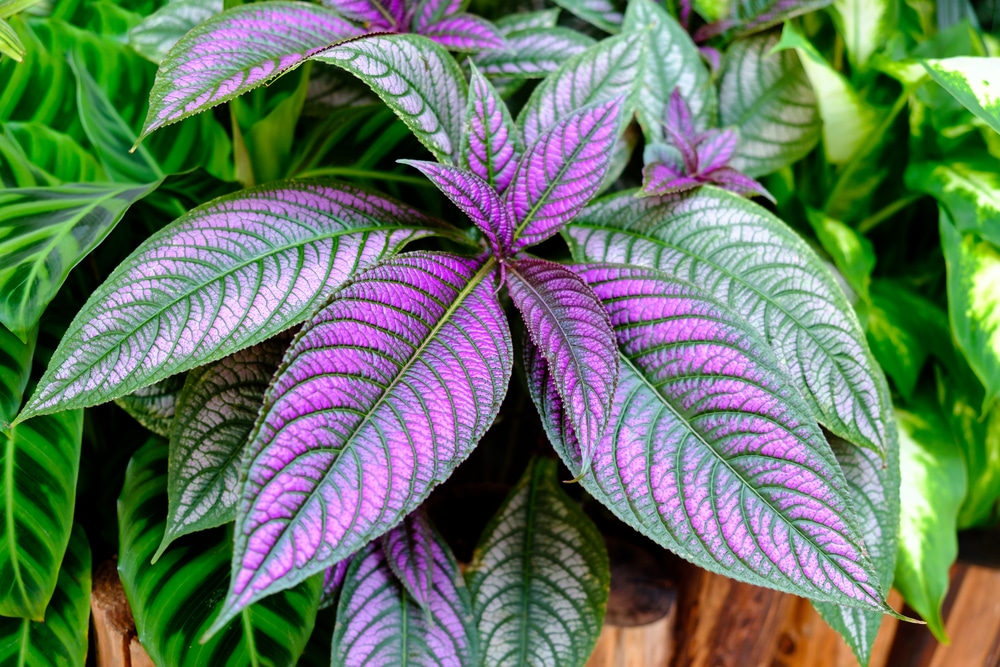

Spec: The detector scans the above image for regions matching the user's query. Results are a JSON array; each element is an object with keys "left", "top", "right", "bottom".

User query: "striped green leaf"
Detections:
[
  {"left": 0, "top": 322, "right": 34, "bottom": 427},
  {"left": 0, "top": 524, "right": 90, "bottom": 666},
  {"left": 0, "top": 17, "right": 24, "bottom": 62},
  {"left": 114, "top": 374, "right": 187, "bottom": 437},
  {"left": 466, "top": 458, "right": 609, "bottom": 667},
  {"left": 0, "top": 122, "right": 105, "bottom": 187},
  {"left": 0, "top": 183, "right": 157, "bottom": 343},
  {"left": 118, "top": 439, "right": 322, "bottom": 667},
  {"left": 0, "top": 409, "right": 83, "bottom": 619},
  {"left": 922, "top": 57, "right": 1000, "bottom": 135}
]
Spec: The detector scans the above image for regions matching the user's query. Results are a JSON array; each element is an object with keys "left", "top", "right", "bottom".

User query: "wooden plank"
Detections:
[
  {"left": 91, "top": 559, "right": 155, "bottom": 667},
  {"left": 927, "top": 565, "right": 1000, "bottom": 667},
  {"left": 587, "top": 612, "right": 674, "bottom": 667}
]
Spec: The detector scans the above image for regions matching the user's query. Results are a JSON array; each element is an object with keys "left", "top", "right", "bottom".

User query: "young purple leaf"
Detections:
[
  {"left": 318, "top": 558, "right": 351, "bottom": 609},
  {"left": 526, "top": 264, "right": 894, "bottom": 613},
  {"left": 421, "top": 14, "right": 505, "bottom": 52},
  {"left": 410, "top": 0, "right": 463, "bottom": 32},
  {"left": 707, "top": 167, "right": 776, "bottom": 203},
  {"left": 16, "top": 182, "right": 448, "bottom": 423},
  {"left": 507, "top": 98, "right": 624, "bottom": 251},
  {"left": 506, "top": 259, "right": 618, "bottom": 476},
  {"left": 699, "top": 46, "right": 722, "bottom": 74},
  {"left": 640, "top": 163, "right": 701, "bottom": 196},
  {"left": 207, "top": 252, "right": 512, "bottom": 636},
  {"left": 696, "top": 128, "right": 739, "bottom": 173},
  {"left": 139, "top": 2, "right": 361, "bottom": 140},
  {"left": 322, "top": 0, "right": 404, "bottom": 29},
  {"left": 331, "top": 533, "right": 477, "bottom": 665},
  {"left": 666, "top": 88, "right": 696, "bottom": 138},
  {"left": 400, "top": 160, "right": 515, "bottom": 258},
  {"left": 462, "top": 64, "right": 520, "bottom": 193},
  {"left": 473, "top": 28, "right": 595, "bottom": 79},
  {"left": 380, "top": 510, "right": 439, "bottom": 608}
]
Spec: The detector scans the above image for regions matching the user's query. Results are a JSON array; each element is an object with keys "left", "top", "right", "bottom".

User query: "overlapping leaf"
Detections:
[
  {"left": 473, "top": 28, "right": 595, "bottom": 78},
  {"left": 17, "top": 181, "right": 447, "bottom": 421},
  {"left": 0, "top": 323, "right": 34, "bottom": 426},
  {"left": 319, "top": 558, "right": 350, "bottom": 610},
  {"left": 907, "top": 157, "right": 1000, "bottom": 247},
  {"left": 0, "top": 183, "right": 156, "bottom": 343},
  {"left": 115, "top": 374, "right": 187, "bottom": 437},
  {"left": 724, "top": 0, "right": 833, "bottom": 37},
  {"left": 0, "top": 122, "right": 104, "bottom": 187},
  {"left": 118, "top": 439, "right": 321, "bottom": 667},
  {"left": 156, "top": 337, "right": 289, "bottom": 560},
  {"left": 210, "top": 252, "right": 512, "bottom": 633},
  {"left": 494, "top": 8, "right": 559, "bottom": 33},
  {"left": 921, "top": 57, "right": 1000, "bottom": 135},
  {"left": 139, "top": 1, "right": 361, "bottom": 139},
  {"left": 466, "top": 458, "right": 609, "bottom": 667},
  {"left": 462, "top": 64, "right": 520, "bottom": 192},
  {"left": 551, "top": 0, "right": 622, "bottom": 33},
  {"left": 566, "top": 188, "right": 892, "bottom": 455},
  {"left": 315, "top": 34, "right": 467, "bottom": 164},
  {"left": 420, "top": 14, "right": 505, "bottom": 52},
  {"left": 527, "top": 264, "right": 892, "bottom": 612},
  {"left": 129, "top": 0, "right": 223, "bottom": 64}
]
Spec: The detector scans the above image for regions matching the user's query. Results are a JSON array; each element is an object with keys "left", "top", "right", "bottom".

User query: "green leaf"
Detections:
[
  {"left": 921, "top": 57, "right": 1000, "bottom": 135},
  {"left": 832, "top": 0, "right": 897, "bottom": 70},
  {"left": 235, "top": 64, "right": 309, "bottom": 185},
  {"left": 940, "top": 209, "right": 1000, "bottom": 404},
  {"left": 895, "top": 398, "right": 965, "bottom": 643},
  {"left": 118, "top": 438, "right": 322, "bottom": 667},
  {"left": 0, "top": 323, "right": 34, "bottom": 426},
  {"left": 0, "top": 122, "right": 105, "bottom": 185},
  {"left": 806, "top": 208, "right": 875, "bottom": 300},
  {"left": 0, "top": 524, "right": 90, "bottom": 666},
  {"left": 0, "top": 183, "right": 158, "bottom": 342},
  {"left": 129, "top": 0, "right": 223, "bottom": 64},
  {"left": 0, "top": 17, "right": 24, "bottom": 61},
  {"left": 114, "top": 374, "right": 187, "bottom": 437},
  {"left": 0, "top": 0, "right": 42, "bottom": 20},
  {"left": 720, "top": 31, "right": 820, "bottom": 177},
  {"left": 466, "top": 458, "right": 609, "bottom": 667},
  {"left": 907, "top": 157, "right": 1000, "bottom": 247},
  {"left": 0, "top": 409, "right": 83, "bottom": 619}
]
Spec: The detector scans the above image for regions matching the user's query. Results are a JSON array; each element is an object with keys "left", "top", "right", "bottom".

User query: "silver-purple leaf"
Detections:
[
  {"left": 551, "top": 0, "right": 623, "bottom": 33},
  {"left": 527, "top": 264, "right": 892, "bottom": 612},
  {"left": 507, "top": 98, "right": 624, "bottom": 251},
  {"left": 566, "top": 188, "right": 891, "bottom": 455},
  {"left": 115, "top": 374, "right": 187, "bottom": 437},
  {"left": 323, "top": 0, "right": 404, "bottom": 29},
  {"left": 139, "top": 2, "right": 361, "bottom": 140},
  {"left": 495, "top": 9, "right": 560, "bottom": 34},
  {"left": 208, "top": 252, "right": 512, "bottom": 634},
  {"left": 517, "top": 31, "right": 644, "bottom": 145},
  {"left": 401, "top": 160, "right": 514, "bottom": 258},
  {"left": 506, "top": 259, "right": 617, "bottom": 475},
  {"left": 473, "top": 28, "right": 595, "bottom": 79},
  {"left": 154, "top": 336, "right": 291, "bottom": 562},
  {"left": 319, "top": 558, "right": 351, "bottom": 610},
  {"left": 17, "top": 181, "right": 448, "bottom": 422},
  {"left": 462, "top": 64, "right": 520, "bottom": 193},
  {"left": 314, "top": 34, "right": 468, "bottom": 164},
  {"left": 381, "top": 510, "right": 439, "bottom": 608},
  {"left": 410, "top": 0, "right": 463, "bottom": 32},
  {"left": 331, "top": 529, "right": 477, "bottom": 666},
  {"left": 421, "top": 14, "right": 505, "bottom": 52}
]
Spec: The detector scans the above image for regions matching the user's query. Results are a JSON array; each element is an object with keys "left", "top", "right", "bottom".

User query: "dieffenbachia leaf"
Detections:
[
  {"left": 466, "top": 458, "right": 609, "bottom": 667},
  {"left": 209, "top": 252, "right": 512, "bottom": 634},
  {"left": 332, "top": 520, "right": 478, "bottom": 666},
  {"left": 462, "top": 64, "right": 520, "bottom": 193},
  {"left": 402, "top": 161, "right": 514, "bottom": 258},
  {"left": 0, "top": 409, "right": 83, "bottom": 619},
  {"left": 115, "top": 374, "right": 188, "bottom": 437},
  {"left": 831, "top": 0, "right": 895, "bottom": 71},
  {"left": 118, "top": 439, "right": 322, "bottom": 667},
  {"left": 420, "top": 14, "right": 505, "bottom": 52},
  {"left": 319, "top": 558, "right": 351, "bottom": 609},
  {"left": 0, "top": 524, "right": 90, "bottom": 667},
  {"left": 566, "top": 188, "right": 892, "bottom": 456},
  {"left": 517, "top": 31, "right": 643, "bottom": 145},
  {"left": 940, "top": 210, "right": 1000, "bottom": 404},
  {"left": 921, "top": 57, "right": 1000, "bottom": 135},
  {"left": 527, "top": 264, "right": 893, "bottom": 612},
  {"left": 155, "top": 337, "right": 289, "bottom": 560},
  {"left": 473, "top": 28, "right": 595, "bottom": 79},
  {"left": 508, "top": 98, "right": 625, "bottom": 251},
  {"left": 907, "top": 157, "right": 1000, "bottom": 247},
  {"left": 719, "top": 31, "right": 820, "bottom": 178},
  {"left": 623, "top": 0, "right": 715, "bottom": 143},
  {"left": 128, "top": 0, "right": 223, "bottom": 64},
  {"left": 806, "top": 208, "right": 875, "bottom": 301},
  {"left": 0, "top": 323, "right": 34, "bottom": 426},
  {"left": 139, "top": 1, "right": 361, "bottom": 140},
  {"left": 314, "top": 34, "right": 468, "bottom": 164},
  {"left": 0, "top": 183, "right": 157, "bottom": 343},
  {"left": 506, "top": 258, "right": 617, "bottom": 474},
  {"left": 551, "top": 0, "right": 622, "bottom": 33},
  {"left": 894, "top": 400, "right": 965, "bottom": 642},
  {"left": 17, "top": 181, "right": 447, "bottom": 422}
]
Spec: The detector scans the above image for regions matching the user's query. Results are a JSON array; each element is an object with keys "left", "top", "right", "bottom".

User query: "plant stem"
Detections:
[{"left": 857, "top": 194, "right": 923, "bottom": 233}]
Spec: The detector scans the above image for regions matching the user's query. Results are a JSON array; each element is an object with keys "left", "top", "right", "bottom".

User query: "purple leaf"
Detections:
[
  {"left": 17, "top": 182, "right": 448, "bottom": 421},
  {"left": 462, "top": 64, "right": 520, "bottom": 193},
  {"left": 664, "top": 124, "right": 699, "bottom": 174},
  {"left": 380, "top": 510, "right": 439, "bottom": 607},
  {"left": 507, "top": 98, "right": 624, "bottom": 251},
  {"left": 666, "top": 89, "right": 696, "bottom": 138},
  {"left": 640, "top": 163, "right": 702, "bottom": 196},
  {"left": 473, "top": 27, "right": 595, "bottom": 79},
  {"left": 421, "top": 14, "right": 506, "bottom": 53},
  {"left": 699, "top": 46, "right": 722, "bottom": 74},
  {"left": 139, "top": 2, "right": 361, "bottom": 139},
  {"left": 526, "top": 264, "right": 894, "bottom": 612},
  {"left": 208, "top": 252, "right": 512, "bottom": 634},
  {"left": 506, "top": 259, "right": 618, "bottom": 474},
  {"left": 319, "top": 558, "right": 351, "bottom": 609},
  {"left": 401, "top": 160, "right": 514, "bottom": 258},
  {"left": 322, "top": 0, "right": 404, "bottom": 28},
  {"left": 696, "top": 128, "right": 739, "bottom": 173},
  {"left": 707, "top": 167, "right": 775, "bottom": 202},
  {"left": 331, "top": 530, "right": 477, "bottom": 666},
  {"left": 410, "top": 0, "right": 464, "bottom": 31}
]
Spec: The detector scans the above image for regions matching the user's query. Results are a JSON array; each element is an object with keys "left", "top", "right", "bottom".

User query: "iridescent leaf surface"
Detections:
[
  {"left": 332, "top": 522, "right": 477, "bottom": 667},
  {"left": 381, "top": 510, "right": 438, "bottom": 606},
  {"left": 128, "top": 0, "right": 223, "bottom": 64},
  {"left": 473, "top": 28, "right": 595, "bottom": 79},
  {"left": 212, "top": 252, "right": 512, "bottom": 632},
  {"left": 508, "top": 98, "right": 624, "bottom": 251},
  {"left": 517, "top": 31, "right": 643, "bottom": 145},
  {"left": 118, "top": 439, "right": 321, "bottom": 667},
  {"left": 410, "top": 0, "right": 462, "bottom": 31},
  {"left": 421, "top": 14, "right": 505, "bottom": 52},
  {"left": 115, "top": 374, "right": 187, "bottom": 438},
  {"left": 527, "top": 264, "right": 891, "bottom": 611},
  {"left": 551, "top": 0, "right": 622, "bottom": 33},
  {"left": 720, "top": 32, "right": 820, "bottom": 178},
  {"left": 0, "top": 183, "right": 156, "bottom": 343},
  {"left": 0, "top": 524, "right": 90, "bottom": 667},
  {"left": 506, "top": 259, "right": 617, "bottom": 474},
  {"left": 315, "top": 34, "right": 468, "bottom": 164},
  {"left": 319, "top": 558, "right": 350, "bottom": 609},
  {"left": 156, "top": 337, "right": 289, "bottom": 560},
  {"left": 466, "top": 458, "right": 609, "bottom": 667},
  {"left": 323, "top": 0, "right": 403, "bottom": 28},
  {"left": 567, "top": 188, "right": 891, "bottom": 455},
  {"left": 140, "top": 1, "right": 361, "bottom": 139},
  {"left": 462, "top": 64, "right": 520, "bottom": 192},
  {"left": 18, "top": 181, "right": 446, "bottom": 421}
]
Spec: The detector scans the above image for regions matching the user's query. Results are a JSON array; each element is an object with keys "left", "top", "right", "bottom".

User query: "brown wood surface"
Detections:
[
  {"left": 587, "top": 612, "right": 675, "bottom": 667},
  {"left": 91, "top": 559, "right": 154, "bottom": 667}
]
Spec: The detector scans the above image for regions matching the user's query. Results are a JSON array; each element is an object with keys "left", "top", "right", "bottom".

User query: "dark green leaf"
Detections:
[
  {"left": 806, "top": 208, "right": 875, "bottom": 300},
  {"left": 0, "top": 323, "right": 34, "bottom": 426},
  {"left": 907, "top": 157, "right": 1000, "bottom": 247},
  {"left": 114, "top": 374, "right": 187, "bottom": 437}
]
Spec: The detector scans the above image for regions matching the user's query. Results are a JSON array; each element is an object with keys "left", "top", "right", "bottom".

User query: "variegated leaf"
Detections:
[
  {"left": 551, "top": 0, "right": 622, "bottom": 33},
  {"left": 473, "top": 28, "right": 595, "bottom": 79},
  {"left": 461, "top": 64, "right": 520, "bottom": 193},
  {"left": 421, "top": 14, "right": 505, "bottom": 53},
  {"left": 410, "top": 0, "right": 462, "bottom": 32},
  {"left": 115, "top": 374, "right": 187, "bottom": 438},
  {"left": 0, "top": 323, "right": 34, "bottom": 427},
  {"left": 494, "top": 8, "right": 560, "bottom": 33},
  {"left": 128, "top": 0, "right": 223, "bottom": 64},
  {"left": 323, "top": 0, "right": 404, "bottom": 29},
  {"left": 319, "top": 558, "right": 351, "bottom": 609}
]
